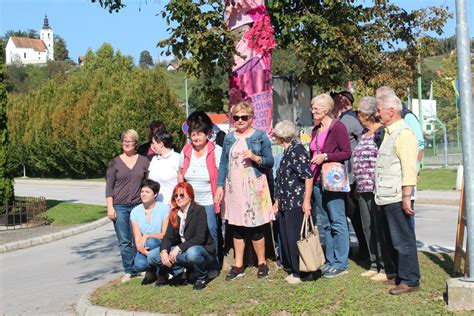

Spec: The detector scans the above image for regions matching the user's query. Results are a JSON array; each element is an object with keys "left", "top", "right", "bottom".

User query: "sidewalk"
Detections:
[{"left": 416, "top": 189, "right": 461, "bottom": 206}]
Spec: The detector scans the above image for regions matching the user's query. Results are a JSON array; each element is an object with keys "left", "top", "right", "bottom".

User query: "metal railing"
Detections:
[{"left": 0, "top": 197, "right": 48, "bottom": 229}]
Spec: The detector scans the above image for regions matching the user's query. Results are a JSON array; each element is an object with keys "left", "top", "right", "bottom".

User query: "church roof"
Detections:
[{"left": 10, "top": 37, "right": 47, "bottom": 52}]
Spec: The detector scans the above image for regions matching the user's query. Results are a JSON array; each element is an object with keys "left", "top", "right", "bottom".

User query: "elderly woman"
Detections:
[
  {"left": 179, "top": 119, "right": 222, "bottom": 274},
  {"left": 159, "top": 182, "right": 215, "bottom": 290},
  {"left": 130, "top": 179, "right": 170, "bottom": 284},
  {"left": 273, "top": 120, "right": 313, "bottom": 284},
  {"left": 353, "top": 97, "right": 396, "bottom": 281},
  {"left": 106, "top": 129, "right": 150, "bottom": 283},
  {"left": 148, "top": 132, "right": 180, "bottom": 205},
  {"left": 309, "top": 94, "right": 352, "bottom": 278},
  {"left": 215, "top": 101, "right": 274, "bottom": 281}
]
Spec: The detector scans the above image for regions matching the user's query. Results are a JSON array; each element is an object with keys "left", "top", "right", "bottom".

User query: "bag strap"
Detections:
[{"left": 300, "top": 216, "right": 308, "bottom": 238}]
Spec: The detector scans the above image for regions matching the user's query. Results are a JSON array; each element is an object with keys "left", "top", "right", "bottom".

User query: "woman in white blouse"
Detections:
[{"left": 148, "top": 132, "right": 180, "bottom": 205}]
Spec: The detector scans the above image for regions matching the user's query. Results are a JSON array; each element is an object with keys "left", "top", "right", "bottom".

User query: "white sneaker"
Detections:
[
  {"left": 120, "top": 273, "right": 132, "bottom": 283},
  {"left": 371, "top": 273, "right": 388, "bottom": 281},
  {"left": 361, "top": 270, "right": 378, "bottom": 277},
  {"left": 285, "top": 274, "right": 302, "bottom": 284}
]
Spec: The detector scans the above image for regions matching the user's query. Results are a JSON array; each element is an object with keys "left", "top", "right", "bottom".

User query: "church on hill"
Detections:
[{"left": 5, "top": 15, "right": 55, "bottom": 65}]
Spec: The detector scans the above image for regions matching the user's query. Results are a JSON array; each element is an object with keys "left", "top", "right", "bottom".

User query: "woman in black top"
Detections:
[
  {"left": 273, "top": 120, "right": 313, "bottom": 284},
  {"left": 105, "top": 129, "right": 149, "bottom": 283},
  {"left": 159, "top": 182, "right": 215, "bottom": 290}
]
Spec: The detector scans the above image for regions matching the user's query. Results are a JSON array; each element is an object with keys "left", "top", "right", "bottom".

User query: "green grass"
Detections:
[
  {"left": 46, "top": 200, "right": 106, "bottom": 225},
  {"left": 91, "top": 252, "right": 467, "bottom": 315},
  {"left": 418, "top": 169, "right": 457, "bottom": 191}
]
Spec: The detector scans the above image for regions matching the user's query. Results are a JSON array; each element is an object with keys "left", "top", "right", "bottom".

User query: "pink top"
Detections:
[{"left": 309, "top": 129, "right": 329, "bottom": 177}]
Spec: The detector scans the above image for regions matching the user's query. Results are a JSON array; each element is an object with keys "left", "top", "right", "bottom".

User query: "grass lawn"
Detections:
[
  {"left": 46, "top": 200, "right": 106, "bottom": 225},
  {"left": 418, "top": 169, "right": 457, "bottom": 191},
  {"left": 91, "top": 252, "right": 466, "bottom": 315}
]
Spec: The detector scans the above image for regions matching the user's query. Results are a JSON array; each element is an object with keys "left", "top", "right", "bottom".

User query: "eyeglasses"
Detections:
[
  {"left": 173, "top": 193, "right": 186, "bottom": 200},
  {"left": 232, "top": 115, "right": 250, "bottom": 122},
  {"left": 122, "top": 140, "right": 135, "bottom": 144}
]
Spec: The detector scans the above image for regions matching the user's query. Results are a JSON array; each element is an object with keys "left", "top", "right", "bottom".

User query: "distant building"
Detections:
[
  {"left": 166, "top": 61, "right": 178, "bottom": 71},
  {"left": 5, "top": 15, "right": 54, "bottom": 65}
]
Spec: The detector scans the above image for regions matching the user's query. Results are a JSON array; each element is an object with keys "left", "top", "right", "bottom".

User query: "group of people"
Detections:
[{"left": 105, "top": 85, "right": 422, "bottom": 295}]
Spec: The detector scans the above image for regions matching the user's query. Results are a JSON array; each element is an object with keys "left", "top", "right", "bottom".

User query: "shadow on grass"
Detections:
[
  {"left": 422, "top": 251, "right": 458, "bottom": 278},
  {"left": 46, "top": 199, "right": 64, "bottom": 209}
]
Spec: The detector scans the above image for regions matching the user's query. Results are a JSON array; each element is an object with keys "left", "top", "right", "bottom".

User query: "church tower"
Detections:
[{"left": 40, "top": 15, "right": 54, "bottom": 61}]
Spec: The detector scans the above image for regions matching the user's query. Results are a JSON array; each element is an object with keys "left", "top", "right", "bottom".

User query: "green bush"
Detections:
[{"left": 7, "top": 43, "right": 185, "bottom": 178}]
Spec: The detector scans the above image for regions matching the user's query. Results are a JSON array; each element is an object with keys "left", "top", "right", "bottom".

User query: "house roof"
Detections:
[
  {"left": 10, "top": 37, "right": 47, "bottom": 52},
  {"left": 208, "top": 113, "right": 228, "bottom": 124}
]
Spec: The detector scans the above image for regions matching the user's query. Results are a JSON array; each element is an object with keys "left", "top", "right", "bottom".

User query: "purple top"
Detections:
[
  {"left": 309, "top": 119, "right": 352, "bottom": 180},
  {"left": 105, "top": 155, "right": 150, "bottom": 205},
  {"left": 352, "top": 133, "right": 378, "bottom": 193}
]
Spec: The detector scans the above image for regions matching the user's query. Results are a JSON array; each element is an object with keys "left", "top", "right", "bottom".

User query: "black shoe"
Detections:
[
  {"left": 208, "top": 269, "right": 220, "bottom": 280},
  {"left": 225, "top": 266, "right": 245, "bottom": 281},
  {"left": 193, "top": 279, "right": 207, "bottom": 290},
  {"left": 141, "top": 267, "right": 158, "bottom": 285},
  {"left": 257, "top": 263, "right": 269, "bottom": 279}
]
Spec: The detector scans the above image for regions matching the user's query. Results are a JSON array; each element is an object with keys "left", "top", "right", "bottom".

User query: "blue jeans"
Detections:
[
  {"left": 153, "top": 246, "right": 213, "bottom": 281},
  {"left": 322, "top": 191, "right": 350, "bottom": 270},
  {"left": 113, "top": 204, "right": 138, "bottom": 274},
  {"left": 312, "top": 182, "right": 329, "bottom": 245},
  {"left": 382, "top": 202, "right": 420, "bottom": 287},
  {"left": 133, "top": 238, "right": 162, "bottom": 272},
  {"left": 203, "top": 204, "right": 220, "bottom": 270}
]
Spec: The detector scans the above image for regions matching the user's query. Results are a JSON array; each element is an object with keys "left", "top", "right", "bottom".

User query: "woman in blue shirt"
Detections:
[{"left": 130, "top": 179, "right": 170, "bottom": 284}]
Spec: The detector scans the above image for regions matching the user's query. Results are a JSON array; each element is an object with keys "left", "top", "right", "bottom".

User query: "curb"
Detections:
[
  {"left": 0, "top": 217, "right": 110, "bottom": 254},
  {"left": 76, "top": 284, "right": 169, "bottom": 316}
]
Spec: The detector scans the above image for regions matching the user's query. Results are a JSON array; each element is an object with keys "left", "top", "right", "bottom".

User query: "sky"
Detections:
[{"left": 1, "top": 0, "right": 473, "bottom": 64}]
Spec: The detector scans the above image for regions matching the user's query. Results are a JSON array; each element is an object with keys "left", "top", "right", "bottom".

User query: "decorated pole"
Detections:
[{"left": 225, "top": 0, "right": 275, "bottom": 133}]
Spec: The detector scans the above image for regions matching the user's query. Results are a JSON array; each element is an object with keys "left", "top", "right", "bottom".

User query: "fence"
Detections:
[{"left": 0, "top": 197, "right": 48, "bottom": 229}]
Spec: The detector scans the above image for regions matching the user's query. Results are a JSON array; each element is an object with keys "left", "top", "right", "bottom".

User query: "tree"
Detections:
[
  {"left": 94, "top": 1, "right": 450, "bottom": 99},
  {"left": 54, "top": 35, "right": 69, "bottom": 61},
  {"left": 2, "top": 29, "right": 39, "bottom": 41},
  {"left": 0, "top": 44, "right": 14, "bottom": 206},
  {"left": 7, "top": 44, "right": 185, "bottom": 178},
  {"left": 139, "top": 50, "right": 154, "bottom": 68}
]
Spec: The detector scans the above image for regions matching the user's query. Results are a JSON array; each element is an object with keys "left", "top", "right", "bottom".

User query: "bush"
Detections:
[{"left": 7, "top": 44, "right": 185, "bottom": 178}]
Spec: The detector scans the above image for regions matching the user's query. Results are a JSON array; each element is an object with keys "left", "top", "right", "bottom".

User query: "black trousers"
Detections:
[{"left": 279, "top": 206, "right": 305, "bottom": 277}]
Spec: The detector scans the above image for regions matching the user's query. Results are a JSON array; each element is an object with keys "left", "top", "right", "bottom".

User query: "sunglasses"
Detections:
[
  {"left": 173, "top": 193, "right": 186, "bottom": 200},
  {"left": 232, "top": 115, "right": 250, "bottom": 122}
]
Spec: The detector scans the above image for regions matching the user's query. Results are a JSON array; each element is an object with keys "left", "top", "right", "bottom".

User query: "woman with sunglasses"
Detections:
[
  {"left": 106, "top": 129, "right": 150, "bottom": 283},
  {"left": 215, "top": 101, "right": 274, "bottom": 281},
  {"left": 159, "top": 182, "right": 215, "bottom": 290}
]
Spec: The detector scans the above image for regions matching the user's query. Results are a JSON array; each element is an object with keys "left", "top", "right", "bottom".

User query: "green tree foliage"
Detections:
[
  {"left": 94, "top": 0, "right": 450, "bottom": 101},
  {"left": 7, "top": 44, "right": 185, "bottom": 178},
  {"left": 54, "top": 35, "right": 69, "bottom": 61},
  {"left": 139, "top": 50, "right": 154, "bottom": 68},
  {"left": 189, "top": 69, "right": 228, "bottom": 113},
  {"left": 0, "top": 44, "right": 15, "bottom": 206},
  {"left": 2, "top": 29, "right": 39, "bottom": 41}
]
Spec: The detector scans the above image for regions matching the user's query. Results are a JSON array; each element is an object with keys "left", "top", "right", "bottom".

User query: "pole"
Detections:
[
  {"left": 455, "top": 94, "right": 461, "bottom": 152},
  {"left": 417, "top": 58, "right": 424, "bottom": 167},
  {"left": 455, "top": 0, "right": 474, "bottom": 281},
  {"left": 185, "top": 77, "right": 189, "bottom": 118}
]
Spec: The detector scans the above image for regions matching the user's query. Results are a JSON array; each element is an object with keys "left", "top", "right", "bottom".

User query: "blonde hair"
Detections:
[
  {"left": 231, "top": 101, "right": 254, "bottom": 116},
  {"left": 311, "top": 93, "right": 334, "bottom": 117},
  {"left": 121, "top": 129, "right": 139, "bottom": 144},
  {"left": 273, "top": 120, "right": 298, "bottom": 143}
]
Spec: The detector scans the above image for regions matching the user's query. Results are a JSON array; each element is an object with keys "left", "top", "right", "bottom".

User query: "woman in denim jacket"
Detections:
[{"left": 214, "top": 102, "right": 274, "bottom": 281}]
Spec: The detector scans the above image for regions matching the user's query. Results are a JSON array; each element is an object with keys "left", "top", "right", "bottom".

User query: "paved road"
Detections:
[{"left": 0, "top": 179, "right": 459, "bottom": 315}]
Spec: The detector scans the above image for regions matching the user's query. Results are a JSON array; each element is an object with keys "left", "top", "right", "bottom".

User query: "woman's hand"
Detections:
[
  {"left": 169, "top": 247, "right": 181, "bottom": 264},
  {"left": 137, "top": 235, "right": 149, "bottom": 255},
  {"left": 107, "top": 206, "right": 116, "bottom": 221},
  {"left": 272, "top": 199, "right": 279, "bottom": 215},
  {"left": 311, "top": 153, "right": 326, "bottom": 166},
  {"left": 214, "top": 187, "right": 224, "bottom": 205},
  {"left": 302, "top": 200, "right": 312, "bottom": 218},
  {"left": 161, "top": 251, "right": 172, "bottom": 267},
  {"left": 241, "top": 150, "right": 259, "bottom": 167}
]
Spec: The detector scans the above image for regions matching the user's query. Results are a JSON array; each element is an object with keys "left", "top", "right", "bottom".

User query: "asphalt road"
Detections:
[{"left": 0, "top": 179, "right": 459, "bottom": 315}]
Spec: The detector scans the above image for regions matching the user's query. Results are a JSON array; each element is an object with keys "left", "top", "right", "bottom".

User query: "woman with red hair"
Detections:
[{"left": 157, "top": 182, "right": 215, "bottom": 290}]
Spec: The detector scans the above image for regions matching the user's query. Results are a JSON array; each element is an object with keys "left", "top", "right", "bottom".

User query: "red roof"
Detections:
[
  {"left": 208, "top": 113, "right": 228, "bottom": 124},
  {"left": 10, "top": 37, "right": 47, "bottom": 52}
]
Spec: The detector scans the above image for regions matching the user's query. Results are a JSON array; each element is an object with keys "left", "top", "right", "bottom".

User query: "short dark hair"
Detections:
[
  {"left": 187, "top": 111, "right": 213, "bottom": 128},
  {"left": 147, "top": 121, "right": 167, "bottom": 142},
  {"left": 141, "top": 179, "right": 160, "bottom": 194},
  {"left": 153, "top": 132, "right": 174, "bottom": 149},
  {"left": 188, "top": 120, "right": 211, "bottom": 137}
]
